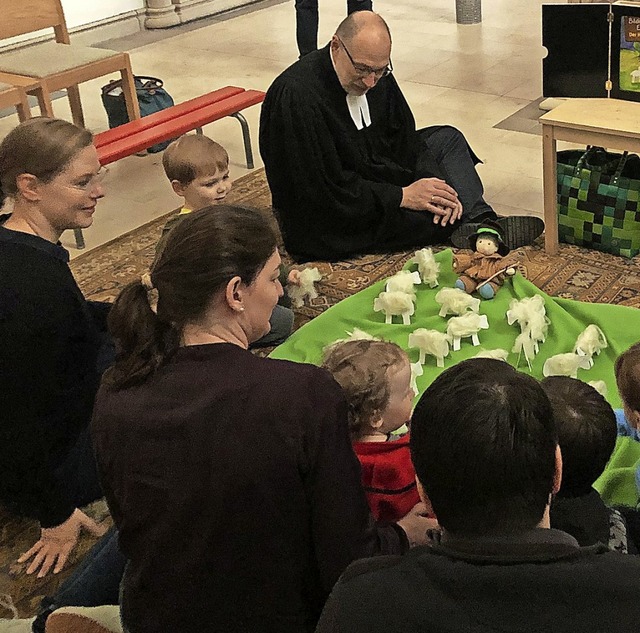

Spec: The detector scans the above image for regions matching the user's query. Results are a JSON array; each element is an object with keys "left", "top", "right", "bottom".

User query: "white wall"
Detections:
[
  {"left": 62, "top": 0, "right": 145, "bottom": 29},
  {"left": 1, "top": 0, "right": 145, "bottom": 49}
]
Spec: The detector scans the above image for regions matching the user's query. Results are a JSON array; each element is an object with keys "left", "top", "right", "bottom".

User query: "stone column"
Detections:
[
  {"left": 145, "top": 0, "right": 255, "bottom": 28},
  {"left": 455, "top": 0, "right": 481, "bottom": 24},
  {"left": 144, "top": 0, "right": 180, "bottom": 28}
]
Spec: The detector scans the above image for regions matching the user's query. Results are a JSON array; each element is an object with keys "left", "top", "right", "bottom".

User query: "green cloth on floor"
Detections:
[{"left": 271, "top": 249, "right": 640, "bottom": 507}]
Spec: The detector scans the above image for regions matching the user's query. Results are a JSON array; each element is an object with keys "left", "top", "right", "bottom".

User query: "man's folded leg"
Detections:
[{"left": 417, "top": 126, "right": 544, "bottom": 251}]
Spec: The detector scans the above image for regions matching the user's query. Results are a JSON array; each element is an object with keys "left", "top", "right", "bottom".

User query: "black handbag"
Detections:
[{"left": 101, "top": 75, "right": 175, "bottom": 153}]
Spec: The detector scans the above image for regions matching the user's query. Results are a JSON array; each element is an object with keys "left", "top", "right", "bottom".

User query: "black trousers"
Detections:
[
  {"left": 375, "top": 125, "right": 495, "bottom": 253},
  {"left": 295, "top": 0, "right": 372, "bottom": 57}
]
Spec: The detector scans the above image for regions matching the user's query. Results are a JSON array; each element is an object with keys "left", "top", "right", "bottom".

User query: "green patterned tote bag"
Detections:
[{"left": 557, "top": 147, "right": 640, "bottom": 258}]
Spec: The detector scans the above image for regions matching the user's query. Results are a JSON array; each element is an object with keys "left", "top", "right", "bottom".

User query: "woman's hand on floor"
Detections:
[{"left": 18, "top": 509, "right": 107, "bottom": 578}]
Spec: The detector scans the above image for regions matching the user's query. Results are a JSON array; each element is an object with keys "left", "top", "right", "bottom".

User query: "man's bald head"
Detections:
[
  {"left": 330, "top": 11, "right": 392, "bottom": 96},
  {"left": 335, "top": 11, "right": 391, "bottom": 48}
]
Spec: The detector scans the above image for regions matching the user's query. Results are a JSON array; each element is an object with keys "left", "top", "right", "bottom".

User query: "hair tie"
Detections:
[{"left": 141, "top": 272, "right": 154, "bottom": 291}]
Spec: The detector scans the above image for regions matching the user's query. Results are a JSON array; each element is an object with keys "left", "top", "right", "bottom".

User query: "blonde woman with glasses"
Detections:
[{"left": 0, "top": 118, "right": 112, "bottom": 579}]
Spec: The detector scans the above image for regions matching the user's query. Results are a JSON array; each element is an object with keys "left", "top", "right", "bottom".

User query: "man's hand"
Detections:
[
  {"left": 396, "top": 502, "right": 439, "bottom": 547},
  {"left": 18, "top": 509, "right": 107, "bottom": 578},
  {"left": 401, "top": 178, "right": 462, "bottom": 225},
  {"left": 432, "top": 198, "right": 463, "bottom": 226}
]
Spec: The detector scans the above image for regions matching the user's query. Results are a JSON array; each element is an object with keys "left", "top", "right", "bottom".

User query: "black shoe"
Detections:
[{"left": 450, "top": 216, "right": 544, "bottom": 251}]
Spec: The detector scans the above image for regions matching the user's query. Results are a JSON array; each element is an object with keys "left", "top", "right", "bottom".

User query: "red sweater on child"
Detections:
[{"left": 353, "top": 434, "right": 420, "bottom": 523}]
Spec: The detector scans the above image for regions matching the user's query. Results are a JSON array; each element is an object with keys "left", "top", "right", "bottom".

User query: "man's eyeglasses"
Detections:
[{"left": 337, "top": 36, "right": 393, "bottom": 79}]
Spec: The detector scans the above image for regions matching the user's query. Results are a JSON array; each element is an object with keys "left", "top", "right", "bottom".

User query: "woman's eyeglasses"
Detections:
[{"left": 69, "top": 166, "right": 109, "bottom": 192}]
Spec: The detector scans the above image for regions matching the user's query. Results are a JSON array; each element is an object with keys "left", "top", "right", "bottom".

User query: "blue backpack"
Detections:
[{"left": 101, "top": 75, "right": 175, "bottom": 153}]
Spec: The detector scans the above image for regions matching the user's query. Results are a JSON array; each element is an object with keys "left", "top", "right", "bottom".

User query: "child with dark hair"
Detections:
[
  {"left": 322, "top": 339, "right": 421, "bottom": 523},
  {"left": 541, "top": 376, "right": 629, "bottom": 552},
  {"left": 157, "top": 133, "right": 299, "bottom": 348}
]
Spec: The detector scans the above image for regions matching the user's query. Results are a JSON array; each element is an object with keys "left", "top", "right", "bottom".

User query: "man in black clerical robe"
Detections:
[{"left": 260, "top": 11, "right": 543, "bottom": 262}]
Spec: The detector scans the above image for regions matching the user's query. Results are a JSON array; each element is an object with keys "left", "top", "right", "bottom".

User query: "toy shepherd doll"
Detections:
[{"left": 453, "top": 220, "right": 516, "bottom": 300}]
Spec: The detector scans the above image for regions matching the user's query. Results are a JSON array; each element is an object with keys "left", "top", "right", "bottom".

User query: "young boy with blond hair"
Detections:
[
  {"left": 156, "top": 134, "right": 298, "bottom": 347},
  {"left": 322, "top": 339, "right": 421, "bottom": 522}
]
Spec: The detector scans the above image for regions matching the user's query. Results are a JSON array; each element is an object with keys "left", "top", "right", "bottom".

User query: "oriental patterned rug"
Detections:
[{"left": 2, "top": 168, "right": 640, "bottom": 620}]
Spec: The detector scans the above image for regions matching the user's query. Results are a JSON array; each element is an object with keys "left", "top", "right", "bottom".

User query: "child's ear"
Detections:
[
  {"left": 629, "top": 408, "right": 640, "bottom": 431},
  {"left": 552, "top": 444, "right": 563, "bottom": 496},
  {"left": 171, "top": 180, "right": 187, "bottom": 197},
  {"left": 370, "top": 413, "right": 383, "bottom": 430}
]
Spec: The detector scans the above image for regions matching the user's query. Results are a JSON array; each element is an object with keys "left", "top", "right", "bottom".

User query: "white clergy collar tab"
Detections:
[{"left": 345, "top": 94, "right": 371, "bottom": 130}]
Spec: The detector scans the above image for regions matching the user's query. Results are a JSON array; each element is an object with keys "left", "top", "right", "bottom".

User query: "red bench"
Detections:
[{"left": 72, "top": 86, "right": 265, "bottom": 249}]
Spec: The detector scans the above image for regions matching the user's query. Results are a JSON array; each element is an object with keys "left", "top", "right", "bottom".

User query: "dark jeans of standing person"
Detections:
[{"left": 295, "top": 0, "right": 373, "bottom": 57}]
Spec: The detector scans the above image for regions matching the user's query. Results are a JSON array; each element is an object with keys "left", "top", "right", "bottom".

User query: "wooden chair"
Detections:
[
  {"left": 0, "top": 70, "right": 53, "bottom": 118},
  {"left": 0, "top": 0, "right": 141, "bottom": 127},
  {"left": 0, "top": 80, "right": 30, "bottom": 121}
]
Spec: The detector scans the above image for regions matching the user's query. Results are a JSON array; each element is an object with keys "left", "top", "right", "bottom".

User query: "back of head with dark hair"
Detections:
[
  {"left": 322, "top": 339, "right": 408, "bottom": 439},
  {"left": 411, "top": 359, "right": 557, "bottom": 536},
  {"left": 541, "top": 376, "right": 616, "bottom": 497},
  {"left": 104, "top": 205, "right": 278, "bottom": 390},
  {"left": 615, "top": 342, "right": 640, "bottom": 413}
]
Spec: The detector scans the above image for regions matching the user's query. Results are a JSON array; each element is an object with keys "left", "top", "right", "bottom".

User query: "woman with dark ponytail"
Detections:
[
  {"left": 92, "top": 205, "right": 431, "bottom": 633},
  {"left": 0, "top": 118, "right": 113, "bottom": 578}
]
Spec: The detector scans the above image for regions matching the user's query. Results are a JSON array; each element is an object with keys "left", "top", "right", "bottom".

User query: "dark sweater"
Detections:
[
  {"left": 92, "top": 343, "right": 408, "bottom": 633},
  {"left": 317, "top": 528, "right": 640, "bottom": 633},
  {"left": 551, "top": 488, "right": 626, "bottom": 550},
  {"left": 0, "top": 220, "right": 105, "bottom": 527}
]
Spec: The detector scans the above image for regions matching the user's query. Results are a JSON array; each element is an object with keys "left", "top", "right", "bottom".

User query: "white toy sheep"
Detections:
[
  {"left": 446, "top": 313, "right": 489, "bottom": 351},
  {"left": 385, "top": 270, "right": 422, "bottom": 299},
  {"left": 506, "top": 295, "right": 545, "bottom": 328},
  {"left": 410, "top": 361, "right": 423, "bottom": 394},
  {"left": 287, "top": 267, "right": 322, "bottom": 308},
  {"left": 474, "top": 348, "right": 510, "bottom": 362},
  {"left": 345, "top": 328, "right": 379, "bottom": 342},
  {"left": 411, "top": 248, "right": 440, "bottom": 288},
  {"left": 328, "top": 328, "right": 380, "bottom": 348},
  {"left": 574, "top": 325, "right": 608, "bottom": 367},
  {"left": 588, "top": 380, "right": 608, "bottom": 397},
  {"left": 408, "top": 328, "right": 451, "bottom": 367},
  {"left": 506, "top": 295, "right": 549, "bottom": 370},
  {"left": 512, "top": 332, "right": 537, "bottom": 368},
  {"left": 435, "top": 287, "right": 480, "bottom": 318},
  {"left": 373, "top": 291, "right": 415, "bottom": 325},
  {"left": 542, "top": 353, "right": 592, "bottom": 379}
]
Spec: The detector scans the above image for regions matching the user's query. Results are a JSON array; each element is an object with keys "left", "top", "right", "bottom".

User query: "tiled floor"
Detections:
[{"left": 0, "top": 0, "right": 551, "bottom": 256}]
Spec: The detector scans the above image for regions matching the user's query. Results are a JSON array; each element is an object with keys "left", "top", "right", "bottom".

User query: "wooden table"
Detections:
[{"left": 540, "top": 98, "right": 640, "bottom": 254}]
